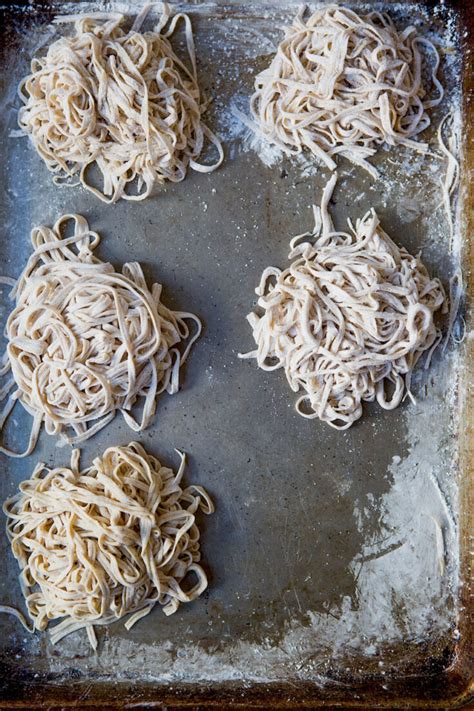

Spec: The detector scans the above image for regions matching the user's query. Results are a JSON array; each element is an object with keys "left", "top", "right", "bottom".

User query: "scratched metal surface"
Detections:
[{"left": 0, "top": 0, "right": 467, "bottom": 706}]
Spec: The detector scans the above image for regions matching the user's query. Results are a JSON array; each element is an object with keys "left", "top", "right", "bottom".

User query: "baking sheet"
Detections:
[{"left": 0, "top": 0, "right": 471, "bottom": 707}]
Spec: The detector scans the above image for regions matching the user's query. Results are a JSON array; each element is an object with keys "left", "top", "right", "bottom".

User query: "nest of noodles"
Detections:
[
  {"left": 250, "top": 4, "right": 443, "bottom": 177},
  {"left": 240, "top": 175, "right": 446, "bottom": 429},
  {"left": 3, "top": 442, "right": 214, "bottom": 648},
  {"left": 18, "top": 5, "right": 223, "bottom": 202}
]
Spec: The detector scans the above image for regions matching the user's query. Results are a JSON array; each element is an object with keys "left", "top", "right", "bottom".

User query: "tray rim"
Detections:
[{"left": 0, "top": 0, "right": 472, "bottom": 708}]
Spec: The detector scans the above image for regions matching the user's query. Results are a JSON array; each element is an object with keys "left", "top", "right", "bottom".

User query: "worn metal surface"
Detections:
[{"left": 0, "top": 0, "right": 471, "bottom": 707}]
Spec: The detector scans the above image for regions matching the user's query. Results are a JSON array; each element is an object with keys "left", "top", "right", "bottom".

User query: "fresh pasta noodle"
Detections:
[
  {"left": 3, "top": 442, "right": 214, "bottom": 649},
  {"left": 239, "top": 174, "right": 446, "bottom": 429},
  {"left": 248, "top": 4, "right": 443, "bottom": 177},
  {"left": 436, "top": 112, "right": 462, "bottom": 351},
  {"left": 437, "top": 112, "right": 460, "bottom": 243},
  {"left": 0, "top": 214, "right": 200, "bottom": 456},
  {"left": 18, "top": 3, "right": 223, "bottom": 203}
]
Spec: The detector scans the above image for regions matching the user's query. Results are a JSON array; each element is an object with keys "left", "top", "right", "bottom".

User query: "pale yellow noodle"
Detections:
[
  {"left": 0, "top": 214, "right": 200, "bottom": 456},
  {"left": 437, "top": 112, "right": 460, "bottom": 243},
  {"left": 2, "top": 442, "right": 214, "bottom": 648},
  {"left": 239, "top": 174, "right": 446, "bottom": 429},
  {"left": 18, "top": 3, "right": 223, "bottom": 203},
  {"left": 248, "top": 4, "right": 443, "bottom": 177}
]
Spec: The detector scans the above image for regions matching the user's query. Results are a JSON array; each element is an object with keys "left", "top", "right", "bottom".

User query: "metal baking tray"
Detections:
[{"left": 0, "top": 0, "right": 472, "bottom": 707}]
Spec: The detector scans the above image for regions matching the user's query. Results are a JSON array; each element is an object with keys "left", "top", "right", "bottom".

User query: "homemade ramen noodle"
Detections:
[
  {"left": 248, "top": 4, "right": 443, "bottom": 177},
  {"left": 3, "top": 442, "right": 214, "bottom": 648},
  {"left": 18, "top": 3, "right": 223, "bottom": 202},
  {"left": 239, "top": 174, "right": 446, "bottom": 429},
  {"left": 0, "top": 214, "right": 200, "bottom": 456}
]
